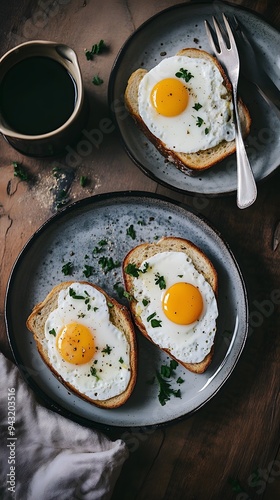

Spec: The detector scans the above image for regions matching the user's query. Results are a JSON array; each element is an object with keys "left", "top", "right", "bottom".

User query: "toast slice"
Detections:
[
  {"left": 26, "top": 281, "right": 137, "bottom": 409},
  {"left": 124, "top": 47, "right": 251, "bottom": 175},
  {"left": 122, "top": 237, "right": 218, "bottom": 374}
]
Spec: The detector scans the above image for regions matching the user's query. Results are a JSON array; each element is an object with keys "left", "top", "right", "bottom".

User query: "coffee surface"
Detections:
[{"left": 0, "top": 56, "right": 76, "bottom": 135}]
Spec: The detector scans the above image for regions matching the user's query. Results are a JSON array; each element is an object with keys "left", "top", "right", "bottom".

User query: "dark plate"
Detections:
[
  {"left": 108, "top": 2, "right": 280, "bottom": 196},
  {"left": 5, "top": 192, "right": 248, "bottom": 429}
]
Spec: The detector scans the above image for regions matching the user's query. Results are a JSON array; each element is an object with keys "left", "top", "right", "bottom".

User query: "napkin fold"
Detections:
[{"left": 0, "top": 353, "right": 128, "bottom": 500}]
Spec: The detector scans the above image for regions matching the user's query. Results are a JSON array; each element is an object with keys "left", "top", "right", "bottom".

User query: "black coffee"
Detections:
[{"left": 0, "top": 56, "right": 76, "bottom": 135}]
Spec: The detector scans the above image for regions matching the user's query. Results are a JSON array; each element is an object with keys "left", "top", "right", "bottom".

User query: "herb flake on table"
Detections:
[
  {"left": 13, "top": 161, "right": 29, "bottom": 181},
  {"left": 92, "top": 75, "right": 104, "bottom": 86},
  {"left": 85, "top": 39, "right": 106, "bottom": 60}
]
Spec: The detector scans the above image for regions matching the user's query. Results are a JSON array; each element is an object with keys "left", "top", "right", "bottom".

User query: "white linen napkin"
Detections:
[{"left": 0, "top": 352, "right": 128, "bottom": 500}]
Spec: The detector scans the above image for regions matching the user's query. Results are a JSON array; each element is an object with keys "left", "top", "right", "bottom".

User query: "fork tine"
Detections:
[
  {"left": 212, "top": 16, "right": 229, "bottom": 53},
  {"left": 222, "top": 14, "right": 238, "bottom": 52},
  {"left": 204, "top": 20, "right": 218, "bottom": 53}
]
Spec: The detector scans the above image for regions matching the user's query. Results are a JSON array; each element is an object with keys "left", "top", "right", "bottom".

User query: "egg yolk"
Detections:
[
  {"left": 150, "top": 78, "right": 189, "bottom": 117},
  {"left": 162, "top": 282, "right": 203, "bottom": 325},
  {"left": 56, "top": 322, "right": 95, "bottom": 364}
]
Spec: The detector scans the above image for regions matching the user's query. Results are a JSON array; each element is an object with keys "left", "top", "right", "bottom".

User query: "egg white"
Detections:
[
  {"left": 138, "top": 55, "right": 235, "bottom": 153},
  {"left": 44, "top": 283, "right": 131, "bottom": 401},
  {"left": 132, "top": 251, "right": 218, "bottom": 364}
]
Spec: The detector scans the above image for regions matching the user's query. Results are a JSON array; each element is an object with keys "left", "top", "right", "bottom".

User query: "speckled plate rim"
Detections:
[
  {"left": 108, "top": 1, "right": 280, "bottom": 197},
  {"left": 5, "top": 191, "right": 248, "bottom": 431}
]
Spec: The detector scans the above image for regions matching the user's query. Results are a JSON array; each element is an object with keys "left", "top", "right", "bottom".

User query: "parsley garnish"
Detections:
[
  {"left": 193, "top": 102, "right": 202, "bottom": 111},
  {"left": 160, "top": 360, "right": 178, "bottom": 378},
  {"left": 156, "top": 371, "right": 181, "bottom": 406},
  {"left": 80, "top": 176, "right": 88, "bottom": 187},
  {"left": 205, "top": 127, "right": 210, "bottom": 135},
  {"left": 155, "top": 360, "right": 182, "bottom": 406},
  {"left": 92, "top": 75, "right": 104, "bottom": 86},
  {"left": 147, "top": 312, "right": 162, "bottom": 328},
  {"left": 62, "top": 262, "right": 73, "bottom": 276},
  {"left": 127, "top": 224, "right": 136, "bottom": 240},
  {"left": 142, "top": 298, "right": 150, "bottom": 306},
  {"left": 98, "top": 256, "right": 120, "bottom": 273},
  {"left": 119, "top": 357, "right": 124, "bottom": 364},
  {"left": 155, "top": 273, "right": 166, "bottom": 290},
  {"left": 175, "top": 68, "right": 194, "bottom": 83},
  {"left": 124, "top": 262, "right": 149, "bottom": 278},
  {"left": 147, "top": 312, "right": 156, "bottom": 322},
  {"left": 102, "top": 344, "right": 112, "bottom": 354},
  {"left": 13, "top": 162, "right": 29, "bottom": 181},
  {"left": 83, "top": 264, "right": 94, "bottom": 278},
  {"left": 90, "top": 366, "right": 100, "bottom": 380},
  {"left": 69, "top": 288, "right": 87, "bottom": 300},
  {"left": 85, "top": 39, "right": 106, "bottom": 60},
  {"left": 124, "top": 263, "right": 140, "bottom": 277},
  {"left": 177, "top": 377, "right": 185, "bottom": 384},
  {"left": 93, "top": 240, "right": 107, "bottom": 254},
  {"left": 195, "top": 116, "right": 204, "bottom": 127},
  {"left": 49, "top": 328, "right": 56, "bottom": 337}
]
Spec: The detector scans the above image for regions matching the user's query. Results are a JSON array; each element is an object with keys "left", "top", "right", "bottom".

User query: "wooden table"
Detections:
[{"left": 0, "top": 1, "right": 279, "bottom": 498}]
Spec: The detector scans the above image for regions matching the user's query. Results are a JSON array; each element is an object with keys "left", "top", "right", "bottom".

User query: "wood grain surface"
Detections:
[{"left": 0, "top": 1, "right": 279, "bottom": 499}]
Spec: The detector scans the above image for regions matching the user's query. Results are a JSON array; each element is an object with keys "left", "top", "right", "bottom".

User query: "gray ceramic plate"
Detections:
[
  {"left": 5, "top": 192, "right": 248, "bottom": 429},
  {"left": 108, "top": 2, "right": 280, "bottom": 196}
]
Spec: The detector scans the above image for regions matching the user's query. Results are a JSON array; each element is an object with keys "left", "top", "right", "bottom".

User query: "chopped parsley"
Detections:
[
  {"left": 156, "top": 370, "right": 181, "bottom": 406},
  {"left": 126, "top": 224, "right": 136, "bottom": 240},
  {"left": 90, "top": 366, "right": 100, "bottom": 380},
  {"left": 69, "top": 288, "right": 87, "bottom": 300},
  {"left": 93, "top": 240, "right": 107, "bottom": 254},
  {"left": 193, "top": 102, "right": 202, "bottom": 111},
  {"left": 142, "top": 298, "right": 150, "bottom": 306},
  {"left": 177, "top": 377, "right": 185, "bottom": 384},
  {"left": 160, "top": 360, "right": 178, "bottom": 378},
  {"left": 98, "top": 256, "right": 120, "bottom": 273},
  {"left": 49, "top": 328, "right": 56, "bottom": 337},
  {"left": 102, "top": 344, "right": 112, "bottom": 354},
  {"left": 13, "top": 161, "right": 29, "bottom": 181},
  {"left": 195, "top": 116, "right": 204, "bottom": 127},
  {"left": 155, "top": 273, "right": 166, "bottom": 290},
  {"left": 154, "top": 359, "right": 183, "bottom": 406},
  {"left": 80, "top": 176, "right": 88, "bottom": 187},
  {"left": 205, "top": 127, "right": 210, "bottom": 135},
  {"left": 147, "top": 312, "right": 162, "bottom": 328},
  {"left": 175, "top": 67, "right": 194, "bottom": 83},
  {"left": 124, "top": 262, "right": 149, "bottom": 278},
  {"left": 85, "top": 39, "right": 106, "bottom": 60},
  {"left": 119, "top": 357, "right": 124, "bottom": 364},
  {"left": 92, "top": 75, "right": 104, "bottom": 86},
  {"left": 62, "top": 261, "right": 73, "bottom": 276},
  {"left": 83, "top": 264, "right": 94, "bottom": 278},
  {"left": 147, "top": 312, "right": 156, "bottom": 322}
]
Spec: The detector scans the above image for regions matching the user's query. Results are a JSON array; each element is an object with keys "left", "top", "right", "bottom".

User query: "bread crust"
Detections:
[
  {"left": 122, "top": 237, "right": 218, "bottom": 374},
  {"left": 26, "top": 281, "right": 137, "bottom": 409},
  {"left": 124, "top": 47, "right": 251, "bottom": 175}
]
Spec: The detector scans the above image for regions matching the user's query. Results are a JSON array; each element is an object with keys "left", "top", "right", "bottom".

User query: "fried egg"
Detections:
[
  {"left": 44, "top": 283, "right": 131, "bottom": 401},
  {"left": 132, "top": 251, "right": 218, "bottom": 364},
  {"left": 138, "top": 55, "right": 235, "bottom": 153}
]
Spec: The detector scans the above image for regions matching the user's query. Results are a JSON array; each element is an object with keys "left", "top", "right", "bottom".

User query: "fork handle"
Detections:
[{"left": 233, "top": 90, "right": 257, "bottom": 209}]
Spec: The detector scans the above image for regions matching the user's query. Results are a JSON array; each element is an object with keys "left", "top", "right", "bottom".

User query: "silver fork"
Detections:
[{"left": 205, "top": 14, "right": 257, "bottom": 209}]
